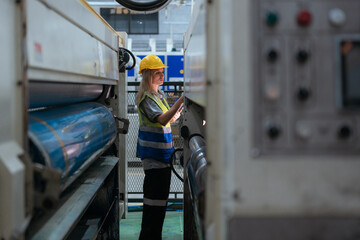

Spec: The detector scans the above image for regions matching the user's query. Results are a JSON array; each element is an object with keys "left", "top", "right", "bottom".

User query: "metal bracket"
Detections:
[
  {"left": 119, "top": 47, "right": 136, "bottom": 72},
  {"left": 33, "top": 163, "right": 62, "bottom": 210},
  {"left": 114, "top": 116, "right": 130, "bottom": 134}
]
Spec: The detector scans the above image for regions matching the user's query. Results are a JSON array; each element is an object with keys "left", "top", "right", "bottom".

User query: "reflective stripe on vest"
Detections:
[
  {"left": 137, "top": 91, "right": 174, "bottom": 163},
  {"left": 143, "top": 197, "right": 168, "bottom": 207}
]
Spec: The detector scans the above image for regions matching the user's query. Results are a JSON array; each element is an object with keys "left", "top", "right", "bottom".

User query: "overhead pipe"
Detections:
[{"left": 115, "top": 0, "right": 172, "bottom": 13}]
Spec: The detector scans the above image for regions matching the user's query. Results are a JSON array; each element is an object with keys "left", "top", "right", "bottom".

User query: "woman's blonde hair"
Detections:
[{"left": 136, "top": 69, "right": 153, "bottom": 106}]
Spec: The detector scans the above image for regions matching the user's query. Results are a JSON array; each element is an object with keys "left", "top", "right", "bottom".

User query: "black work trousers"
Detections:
[{"left": 139, "top": 167, "right": 171, "bottom": 240}]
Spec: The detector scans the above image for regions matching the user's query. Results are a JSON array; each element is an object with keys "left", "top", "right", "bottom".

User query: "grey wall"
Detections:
[
  {"left": 91, "top": 2, "right": 192, "bottom": 52},
  {"left": 130, "top": 4, "right": 191, "bottom": 51}
]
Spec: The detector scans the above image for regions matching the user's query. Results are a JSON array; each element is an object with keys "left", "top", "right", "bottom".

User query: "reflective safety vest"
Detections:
[{"left": 137, "top": 91, "right": 174, "bottom": 163}]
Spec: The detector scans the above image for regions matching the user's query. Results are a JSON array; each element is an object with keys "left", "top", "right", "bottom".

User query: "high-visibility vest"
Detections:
[{"left": 137, "top": 91, "right": 174, "bottom": 163}]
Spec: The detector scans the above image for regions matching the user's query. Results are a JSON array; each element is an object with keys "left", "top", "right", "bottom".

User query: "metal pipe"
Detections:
[
  {"left": 186, "top": 134, "right": 207, "bottom": 238},
  {"left": 188, "top": 138, "right": 206, "bottom": 196},
  {"left": 29, "top": 81, "right": 103, "bottom": 109},
  {"left": 189, "top": 135, "right": 206, "bottom": 152}
]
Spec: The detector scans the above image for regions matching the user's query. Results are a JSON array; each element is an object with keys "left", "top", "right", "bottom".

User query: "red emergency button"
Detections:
[{"left": 297, "top": 10, "right": 312, "bottom": 27}]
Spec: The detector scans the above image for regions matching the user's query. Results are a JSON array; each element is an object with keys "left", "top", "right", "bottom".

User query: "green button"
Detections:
[{"left": 266, "top": 12, "right": 278, "bottom": 26}]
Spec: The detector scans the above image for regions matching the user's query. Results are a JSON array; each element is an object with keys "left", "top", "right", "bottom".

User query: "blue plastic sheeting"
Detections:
[{"left": 28, "top": 102, "right": 117, "bottom": 181}]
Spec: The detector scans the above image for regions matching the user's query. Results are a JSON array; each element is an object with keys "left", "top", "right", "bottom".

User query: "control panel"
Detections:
[{"left": 252, "top": 0, "right": 360, "bottom": 156}]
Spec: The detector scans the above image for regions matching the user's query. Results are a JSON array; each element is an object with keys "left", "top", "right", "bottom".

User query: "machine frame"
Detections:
[{"left": 0, "top": 0, "right": 128, "bottom": 239}]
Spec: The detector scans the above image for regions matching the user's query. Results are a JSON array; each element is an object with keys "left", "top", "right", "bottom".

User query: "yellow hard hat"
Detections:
[{"left": 139, "top": 54, "right": 168, "bottom": 74}]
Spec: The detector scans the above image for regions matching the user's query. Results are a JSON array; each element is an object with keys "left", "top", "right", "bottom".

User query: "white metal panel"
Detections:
[
  {"left": 40, "top": 0, "right": 118, "bottom": 50},
  {"left": 0, "top": 0, "right": 24, "bottom": 145},
  {"left": 230, "top": 0, "right": 360, "bottom": 215},
  {"left": 204, "top": 0, "right": 360, "bottom": 239},
  {"left": 117, "top": 31, "right": 129, "bottom": 219},
  {"left": 183, "top": 0, "right": 206, "bottom": 107},
  {"left": 0, "top": 142, "right": 25, "bottom": 240},
  {"left": 27, "top": 0, "right": 119, "bottom": 83},
  {"left": 205, "top": 0, "right": 238, "bottom": 239},
  {"left": 0, "top": 1, "right": 26, "bottom": 239}
]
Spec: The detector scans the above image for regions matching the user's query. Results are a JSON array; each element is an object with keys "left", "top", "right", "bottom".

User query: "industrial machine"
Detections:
[
  {"left": 0, "top": 0, "right": 130, "bottom": 239},
  {"left": 183, "top": 0, "right": 360, "bottom": 239},
  {"left": 182, "top": 1, "right": 207, "bottom": 238}
]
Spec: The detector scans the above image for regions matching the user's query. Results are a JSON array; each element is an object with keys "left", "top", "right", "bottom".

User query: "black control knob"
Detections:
[
  {"left": 296, "top": 50, "right": 309, "bottom": 63},
  {"left": 265, "top": 11, "right": 279, "bottom": 27},
  {"left": 267, "top": 125, "right": 281, "bottom": 139},
  {"left": 338, "top": 125, "right": 351, "bottom": 139},
  {"left": 297, "top": 87, "right": 310, "bottom": 101},
  {"left": 267, "top": 49, "right": 278, "bottom": 62},
  {"left": 181, "top": 126, "right": 190, "bottom": 140}
]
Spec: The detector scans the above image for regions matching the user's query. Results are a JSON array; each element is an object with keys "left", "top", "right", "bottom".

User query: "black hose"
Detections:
[
  {"left": 115, "top": 0, "right": 170, "bottom": 13},
  {"left": 119, "top": 47, "right": 136, "bottom": 71},
  {"left": 169, "top": 148, "right": 184, "bottom": 182}
]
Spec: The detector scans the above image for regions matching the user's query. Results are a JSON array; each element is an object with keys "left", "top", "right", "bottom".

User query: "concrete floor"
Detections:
[{"left": 120, "top": 210, "right": 183, "bottom": 240}]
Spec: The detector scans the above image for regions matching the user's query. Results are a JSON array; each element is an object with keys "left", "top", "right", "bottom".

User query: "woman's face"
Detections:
[{"left": 151, "top": 68, "right": 164, "bottom": 86}]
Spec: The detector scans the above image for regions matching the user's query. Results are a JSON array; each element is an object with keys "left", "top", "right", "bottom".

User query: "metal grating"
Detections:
[{"left": 127, "top": 83, "right": 184, "bottom": 202}]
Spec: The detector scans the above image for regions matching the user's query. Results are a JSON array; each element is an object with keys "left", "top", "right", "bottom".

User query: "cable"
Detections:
[
  {"left": 169, "top": 148, "right": 184, "bottom": 182},
  {"left": 119, "top": 47, "right": 136, "bottom": 71}
]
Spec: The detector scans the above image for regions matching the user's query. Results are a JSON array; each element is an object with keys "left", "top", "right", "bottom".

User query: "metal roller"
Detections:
[
  {"left": 188, "top": 135, "right": 207, "bottom": 196},
  {"left": 28, "top": 102, "right": 117, "bottom": 188},
  {"left": 29, "top": 81, "right": 103, "bottom": 108},
  {"left": 187, "top": 135, "right": 207, "bottom": 236}
]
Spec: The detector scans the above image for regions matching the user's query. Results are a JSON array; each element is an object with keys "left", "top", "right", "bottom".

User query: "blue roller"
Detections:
[{"left": 28, "top": 102, "right": 117, "bottom": 184}]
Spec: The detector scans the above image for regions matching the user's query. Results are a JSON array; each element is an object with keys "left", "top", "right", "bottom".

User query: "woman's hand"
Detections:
[
  {"left": 170, "top": 107, "right": 183, "bottom": 123},
  {"left": 156, "top": 95, "right": 185, "bottom": 126}
]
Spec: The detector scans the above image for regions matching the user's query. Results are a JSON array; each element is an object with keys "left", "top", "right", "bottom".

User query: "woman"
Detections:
[{"left": 136, "top": 54, "right": 184, "bottom": 240}]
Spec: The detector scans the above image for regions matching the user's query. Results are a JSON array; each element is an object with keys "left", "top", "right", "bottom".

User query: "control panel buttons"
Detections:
[
  {"left": 328, "top": 8, "right": 346, "bottom": 27},
  {"left": 338, "top": 125, "right": 351, "bottom": 139},
  {"left": 295, "top": 122, "right": 312, "bottom": 139},
  {"left": 266, "top": 11, "right": 279, "bottom": 27},
  {"left": 297, "top": 87, "right": 310, "bottom": 101},
  {"left": 297, "top": 10, "right": 312, "bottom": 27},
  {"left": 296, "top": 49, "right": 309, "bottom": 63},
  {"left": 267, "top": 49, "right": 278, "bottom": 62},
  {"left": 265, "top": 84, "right": 280, "bottom": 100},
  {"left": 267, "top": 125, "right": 281, "bottom": 139}
]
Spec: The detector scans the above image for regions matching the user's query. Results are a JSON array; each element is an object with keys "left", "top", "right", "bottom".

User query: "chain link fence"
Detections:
[{"left": 127, "top": 82, "right": 184, "bottom": 202}]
